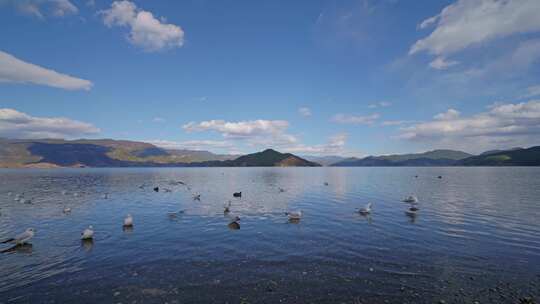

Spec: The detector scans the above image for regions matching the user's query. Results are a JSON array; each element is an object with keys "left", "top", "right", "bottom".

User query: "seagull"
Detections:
[
  {"left": 227, "top": 215, "right": 241, "bottom": 230},
  {"left": 285, "top": 210, "right": 303, "bottom": 221},
  {"left": 278, "top": 187, "right": 285, "bottom": 193},
  {"left": 405, "top": 206, "right": 419, "bottom": 216},
  {"left": 357, "top": 203, "right": 372, "bottom": 215},
  {"left": 402, "top": 195, "right": 418, "bottom": 203},
  {"left": 324, "top": 182, "right": 329, "bottom": 186},
  {"left": 123, "top": 214, "right": 133, "bottom": 227},
  {"left": 81, "top": 225, "right": 94, "bottom": 240},
  {"left": 193, "top": 194, "right": 201, "bottom": 201},
  {"left": 224, "top": 201, "right": 231, "bottom": 214},
  {"left": 1, "top": 228, "right": 35, "bottom": 245},
  {"left": 63, "top": 207, "right": 72, "bottom": 214},
  {"left": 102, "top": 193, "right": 108, "bottom": 199}
]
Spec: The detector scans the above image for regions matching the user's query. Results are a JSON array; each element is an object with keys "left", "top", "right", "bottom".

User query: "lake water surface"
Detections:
[{"left": 0, "top": 167, "right": 539, "bottom": 303}]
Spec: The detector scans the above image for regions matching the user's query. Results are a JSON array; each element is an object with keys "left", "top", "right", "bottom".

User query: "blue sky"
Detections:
[{"left": 1, "top": 0, "right": 540, "bottom": 156}]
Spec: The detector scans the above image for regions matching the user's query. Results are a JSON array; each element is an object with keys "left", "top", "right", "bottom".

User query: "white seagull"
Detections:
[
  {"left": 81, "top": 225, "right": 94, "bottom": 240},
  {"left": 1, "top": 228, "right": 35, "bottom": 245},
  {"left": 357, "top": 203, "right": 373, "bottom": 215},
  {"left": 123, "top": 214, "right": 133, "bottom": 227},
  {"left": 285, "top": 210, "right": 303, "bottom": 221},
  {"left": 402, "top": 195, "right": 418, "bottom": 203},
  {"left": 63, "top": 207, "right": 72, "bottom": 214}
]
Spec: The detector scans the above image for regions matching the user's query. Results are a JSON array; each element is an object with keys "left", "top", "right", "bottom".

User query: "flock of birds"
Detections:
[{"left": 1, "top": 174, "right": 432, "bottom": 249}]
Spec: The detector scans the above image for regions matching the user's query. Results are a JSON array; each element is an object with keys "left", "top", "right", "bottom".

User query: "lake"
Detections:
[{"left": 0, "top": 167, "right": 539, "bottom": 303}]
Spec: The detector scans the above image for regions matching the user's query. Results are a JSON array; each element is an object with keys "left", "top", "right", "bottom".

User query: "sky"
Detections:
[{"left": 1, "top": 0, "right": 540, "bottom": 156}]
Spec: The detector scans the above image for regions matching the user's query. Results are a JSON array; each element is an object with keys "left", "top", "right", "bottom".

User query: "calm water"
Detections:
[{"left": 0, "top": 167, "right": 539, "bottom": 303}]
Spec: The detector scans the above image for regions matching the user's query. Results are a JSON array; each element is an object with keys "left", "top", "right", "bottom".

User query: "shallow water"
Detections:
[{"left": 0, "top": 167, "right": 539, "bottom": 303}]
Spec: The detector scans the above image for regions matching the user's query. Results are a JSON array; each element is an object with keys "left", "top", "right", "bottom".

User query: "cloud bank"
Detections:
[
  {"left": 0, "top": 50, "right": 92, "bottom": 90},
  {"left": 0, "top": 108, "right": 99, "bottom": 139},
  {"left": 399, "top": 100, "right": 540, "bottom": 152}
]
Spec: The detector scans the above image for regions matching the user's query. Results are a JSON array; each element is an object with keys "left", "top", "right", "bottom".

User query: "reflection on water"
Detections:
[{"left": 0, "top": 167, "right": 539, "bottom": 303}]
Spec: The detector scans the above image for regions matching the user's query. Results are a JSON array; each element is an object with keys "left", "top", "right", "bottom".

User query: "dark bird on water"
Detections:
[
  {"left": 233, "top": 192, "right": 242, "bottom": 198},
  {"left": 153, "top": 187, "right": 159, "bottom": 192},
  {"left": 438, "top": 176, "right": 442, "bottom": 179}
]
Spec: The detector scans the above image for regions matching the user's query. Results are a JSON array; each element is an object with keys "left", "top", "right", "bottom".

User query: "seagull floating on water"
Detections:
[
  {"left": 1, "top": 228, "right": 35, "bottom": 245},
  {"left": 402, "top": 195, "right": 418, "bottom": 203},
  {"left": 81, "top": 225, "right": 94, "bottom": 240},
  {"left": 357, "top": 203, "right": 373, "bottom": 215},
  {"left": 63, "top": 207, "right": 72, "bottom": 214},
  {"left": 123, "top": 214, "right": 133, "bottom": 227},
  {"left": 405, "top": 206, "right": 419, "bottom": 216},
  {"left": 285, "top": 210, "right": 303, "bottom": 221},
  {"left": 193, "top": 194, "right": 201, "bottom": 201},
  {"left": 227, "top": 216, "right": 241, "bottom": 230}
]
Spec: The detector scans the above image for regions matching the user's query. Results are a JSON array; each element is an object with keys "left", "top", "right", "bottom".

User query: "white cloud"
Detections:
[
  {"left": 298, "top": 107, "right": 312, "bottom": 117},
  {"left": 429, "top": 56, "right": 459, "bottom": 70},
  {"left": 418, "top": 14, "right": 438, "bottom": 29},
  {"left": 282, "top": 133, "right": 350, "bottom": 156},
  {"left": 183, "top": 119, "right": 290, "bottom": 139},
  {"left": 6, "top": 0, "right": 78, "bottom": 18},
  {"left": 101, "top": 1, "right": 184, "bottom": 52},
  {"left": 0, "top": 50, "right": 93, "bottom": 90},
  {"left": 368, "top": 101, "right": 392, "bottom": 108},
  {"left": 434, "top": 108, "right": 460, "bottom": 120},
  {"left": 398, "top": 100, "right": 540, "bottom": 152},
  {"left": 0, "top": 108, "right": 99, "bottom": 139},
  {"left": 522, "top": 84, "right": 540, "bottom": 99},
  {"left": 381, "top": 120, "right": 415, "bottom": 126},
  {"left": 181, "top": 119, "right": 356, "bottom": 156},
  {"left": 332, "top": 113, "right": 379, "bottom": 125},
  {"left": 149, "top": 139, "right": 233, "bottom": 151},
  {"left": 410, "top": 0, "right": 540, "bottom": 57}
]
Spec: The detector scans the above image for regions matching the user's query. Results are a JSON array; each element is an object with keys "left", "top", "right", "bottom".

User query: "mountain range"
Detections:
[
  {"left": 331, "top": 149, "right": 473, "bottom": 167},
  {"left": 0, "top": 138, "right": 539, "bottom": 168},
  {"left": 0, "top": 139, "right": 317, "bottom": 168}
]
